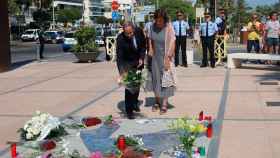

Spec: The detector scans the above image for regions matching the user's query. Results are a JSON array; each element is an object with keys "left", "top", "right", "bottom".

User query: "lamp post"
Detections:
[{"left": 0, "top": 0, "right": 11, "bottom": 72}]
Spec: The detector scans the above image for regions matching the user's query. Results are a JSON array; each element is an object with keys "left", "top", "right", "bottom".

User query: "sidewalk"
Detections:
[{"left": 0, "top": 59, "right": 279, "bottom": 157}]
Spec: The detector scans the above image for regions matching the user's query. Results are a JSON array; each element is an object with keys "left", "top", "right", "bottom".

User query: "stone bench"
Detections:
[{"left": 227, "top": 53, "right": 280, "bottom": 68}]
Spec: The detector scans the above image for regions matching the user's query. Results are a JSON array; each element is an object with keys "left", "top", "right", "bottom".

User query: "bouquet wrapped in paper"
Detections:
[{"left": 18, "top": 111, "right": 67, "bottom": 141}]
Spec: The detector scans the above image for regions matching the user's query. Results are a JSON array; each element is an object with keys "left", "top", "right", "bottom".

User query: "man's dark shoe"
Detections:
[
  {"left": 133, "top": 105, "right": 141, "bottom": 112},
  {"left": 183, "top": 64, "right": 188, "bottom": 67}
]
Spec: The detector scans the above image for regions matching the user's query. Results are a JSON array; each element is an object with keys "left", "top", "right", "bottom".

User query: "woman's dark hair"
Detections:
[
  {"left": 154, "top": 9, "right": 169, "bottom": 24},
  {"left": 269, "top": 11, "right": 277, "bottom": 18}
]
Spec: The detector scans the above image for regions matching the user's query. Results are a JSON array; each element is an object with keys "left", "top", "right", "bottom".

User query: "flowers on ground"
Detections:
[
  {"left": 169, "top": 117, "right": 206, "bottom": 157},
  {"left": 18, "top": 111, "right": 67, "bottom": 141}
]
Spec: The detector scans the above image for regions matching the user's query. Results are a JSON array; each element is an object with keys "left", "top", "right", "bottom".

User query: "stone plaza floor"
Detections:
[{"left": 0, "top": 58, "right": 279, "bottom": 157}]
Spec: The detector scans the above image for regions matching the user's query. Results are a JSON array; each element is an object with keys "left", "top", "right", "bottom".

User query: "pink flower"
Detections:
[{"left": 90, "top": 151, "right": 103, "bottom": 158}]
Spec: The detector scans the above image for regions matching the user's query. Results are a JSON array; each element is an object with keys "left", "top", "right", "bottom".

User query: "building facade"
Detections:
[{"left": 54, "top": 0, "right": 104, "bottom": 24}]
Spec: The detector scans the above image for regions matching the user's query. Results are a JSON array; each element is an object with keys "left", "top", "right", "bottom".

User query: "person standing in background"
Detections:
[
  {"left": 265, "top": 11, "right": 280, "bottom": 55},
  {"left": 173, "top": 10, "right": 190, "bottom": 67},
  {"left": 247, "top": 13, "right": 261, "bottom": 53},
  {"left": 215, "top": 9, "right": 227, "bottom": 36},
  {"left": 200, "top": 12, "right": 218, "bottom": 68},
  {"left": 215, "top": 9, "right": 227, "bottom": 58},
  {"left": 38, "top": 30, "right": 45, "bottom": 59}
]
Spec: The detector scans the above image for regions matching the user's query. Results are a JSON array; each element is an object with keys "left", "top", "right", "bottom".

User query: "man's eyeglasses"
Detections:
[{"left": 177, "top": 14, "right": 183, "bottom": 17}]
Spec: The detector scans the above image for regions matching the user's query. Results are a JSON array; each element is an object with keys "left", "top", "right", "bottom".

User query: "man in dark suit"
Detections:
[{"left": 116, "top": 22, "right": 146, "bottom": 119}]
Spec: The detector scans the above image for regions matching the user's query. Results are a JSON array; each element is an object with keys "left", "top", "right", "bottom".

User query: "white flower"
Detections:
[
  {"left": 31, "top": 128, "right": 40, "bottom": 135},
  {"left": 35, "top": 110, "right": 41, "bottom": 115},
  {"left": 26, "top": 133, "right": 33, "bottom": 140}
]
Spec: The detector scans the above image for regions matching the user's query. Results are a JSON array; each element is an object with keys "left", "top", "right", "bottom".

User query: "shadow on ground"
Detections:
[
  {"left": 117, "top": 100, "right": 146, "bottom": 118},
  {"left": 10, "top": 59, "right": 35, "bottom": 70}
]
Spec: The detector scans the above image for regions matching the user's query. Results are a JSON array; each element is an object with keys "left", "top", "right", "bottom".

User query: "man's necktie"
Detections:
[
  {"left": 206, "top": 22, "right": 209, "bottom": 37},
  {"left": 179, "top": 21, "right": 182, "bottom": 36}
]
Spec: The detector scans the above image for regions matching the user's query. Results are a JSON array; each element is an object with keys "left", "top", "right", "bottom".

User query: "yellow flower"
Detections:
[{"left": 195, "top": 124, "right": 207, "bottom": 133}]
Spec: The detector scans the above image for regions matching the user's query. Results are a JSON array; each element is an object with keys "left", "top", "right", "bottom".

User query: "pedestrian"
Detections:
[
  {"left": 215, "top": 9, "right": 227, "bottom": 36},
  {"left": 116, "top": 22, "right": 146, "bottom": 119},
  {"left": 200, "top": 12, "right": 218, "bottom": 68},
  {"left": 265, "top": 11, "right": 280, "bottom": 55},
  {"left": 247, "top": 13, "right": 261, "bottom": 53},
  {"left": 38, "top": 30, "right": 45, "bottom": 59},
  {"left": 148, "top": 9, "right": 176, "bottom": 114},
  {"left": 193, "top": 24, "right": 201, "bottom": 48},
  {"left": 215, "top": 9, "right": 227, "bottom": 56},
  {"left": 104, "top": 24, "right": 111, "bottom": 61},
  {"left": 143, "top": 13, "right": 154, "bottom": 72},
  {"left": 172, "top": 10, "right": 190, "bottom": 67}
]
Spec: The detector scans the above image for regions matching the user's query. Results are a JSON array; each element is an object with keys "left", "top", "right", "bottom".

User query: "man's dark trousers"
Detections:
[
  {"left": 247, "top": 40, "right": 260, "bottom": 53},
  {"left": 175, "top": 36, "right": 187, "bottom": 66},
  {"left": 125, "top": 88, "right": 140, "bottom": 115},
  {"left": 40, "top": 44, "right": 44, "bottom": 58},
  {"left": 201, "top": 36, "right": 215, "bottom": 66}
]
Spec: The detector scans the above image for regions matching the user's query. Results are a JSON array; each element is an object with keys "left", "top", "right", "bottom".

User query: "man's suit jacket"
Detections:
[{"left": 116, "top": 27, "right": 146, "bottom": 74}]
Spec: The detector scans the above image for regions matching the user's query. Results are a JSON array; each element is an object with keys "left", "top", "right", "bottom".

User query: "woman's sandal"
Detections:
[
  {"left": 152, "top": 103, "right": 160, "bottom": 112},
  {"left": 160, "top": 106, "right": 168, "bottom": 115}
]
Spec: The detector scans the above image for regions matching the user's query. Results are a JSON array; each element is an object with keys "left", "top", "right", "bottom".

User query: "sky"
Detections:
[{"left": 246, "top": 0, "right": 278, "bottom": 7}]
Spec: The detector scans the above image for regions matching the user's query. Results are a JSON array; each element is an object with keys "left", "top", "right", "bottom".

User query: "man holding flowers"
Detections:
[{"left": 116, "top": 22, "right": 146, "bottom": 119}]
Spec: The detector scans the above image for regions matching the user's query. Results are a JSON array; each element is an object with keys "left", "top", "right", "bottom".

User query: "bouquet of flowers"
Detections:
[
  {"left": 120, "top": 70, "right": 145, "bottom": 93},
  {"left": 18, "top": 111, "right": 67, "bottom": 141},
  {"left": 169, "top": 118, "right": 206, "bottom": 157}
]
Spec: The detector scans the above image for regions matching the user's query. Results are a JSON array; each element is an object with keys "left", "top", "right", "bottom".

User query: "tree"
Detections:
[
  {"left": 151, "top": 0, "right": 195, "bottom": 22},
  {"left": 96, "top": 16, "right": 110, "bottom": 25},
  {"left": 8, "top": 0, "right": 20, "bottom": 15},
  {"left": 255, "top": 5, "right": 273, "bottom": 17},
  {"left": 57, "top": 8, "right": 82, "bottom": 24},
  {"left": 231, "top": 0, "right": 251, "bottom": 29},
  {"left": 33, "top": 9, "right": 51, "bottom": 28},
  {"left": 273, "top": 2, "right": 280, "bottom": 13}
]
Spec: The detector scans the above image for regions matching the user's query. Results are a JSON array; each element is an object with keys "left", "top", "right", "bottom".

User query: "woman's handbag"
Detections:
[{"left": 162, "top": 69, "right": 175, "bottom": 88}]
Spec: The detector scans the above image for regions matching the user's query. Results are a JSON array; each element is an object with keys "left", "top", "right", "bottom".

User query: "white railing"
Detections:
[{"left": 106, "top": 36, "right": 117, "bottom": 61}]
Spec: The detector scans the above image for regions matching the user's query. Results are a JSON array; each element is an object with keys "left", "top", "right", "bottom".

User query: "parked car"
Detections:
[
  {"left": 21, "top": 29, "right": 40, "bottom": 42},
  {"left": 95, "top": 36, "right": 105, "bottom": 46},
  {"left": 44, "top": 31, "right": 64, "bottom": 44},
  {"left": 62, "top": 32, "right": 77, "bottom": 52}
]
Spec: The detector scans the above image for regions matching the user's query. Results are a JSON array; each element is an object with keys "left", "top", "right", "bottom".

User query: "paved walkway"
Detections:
[{"left": 0, "top": 58, "right": 279, "bottom": 157}]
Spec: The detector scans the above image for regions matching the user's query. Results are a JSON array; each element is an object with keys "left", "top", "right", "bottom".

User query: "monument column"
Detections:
[{"left": 0, "top": 0, "right": 11, "bottom": 72}]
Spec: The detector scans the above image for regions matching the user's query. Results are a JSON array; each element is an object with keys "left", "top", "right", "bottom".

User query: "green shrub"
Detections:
[{"left": 73, "top": 27, "right": 98, "bottom": 53}]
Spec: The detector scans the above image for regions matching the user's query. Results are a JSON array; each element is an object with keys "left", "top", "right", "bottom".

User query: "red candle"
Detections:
[
  {"left": 11, "top": 143, "right": 17, "bottom": 158},
  {"left": 199, "top": 111, "right": 204, "bottom": 121},
  {"left": 208, "top": 116, "right": 212, "bottom": 122},
  {"left": 207, "top": 123, "right": 213, "bottom": 138},
  {"left": 117, "top": 135, "right": 126, "bottom": 152}
]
